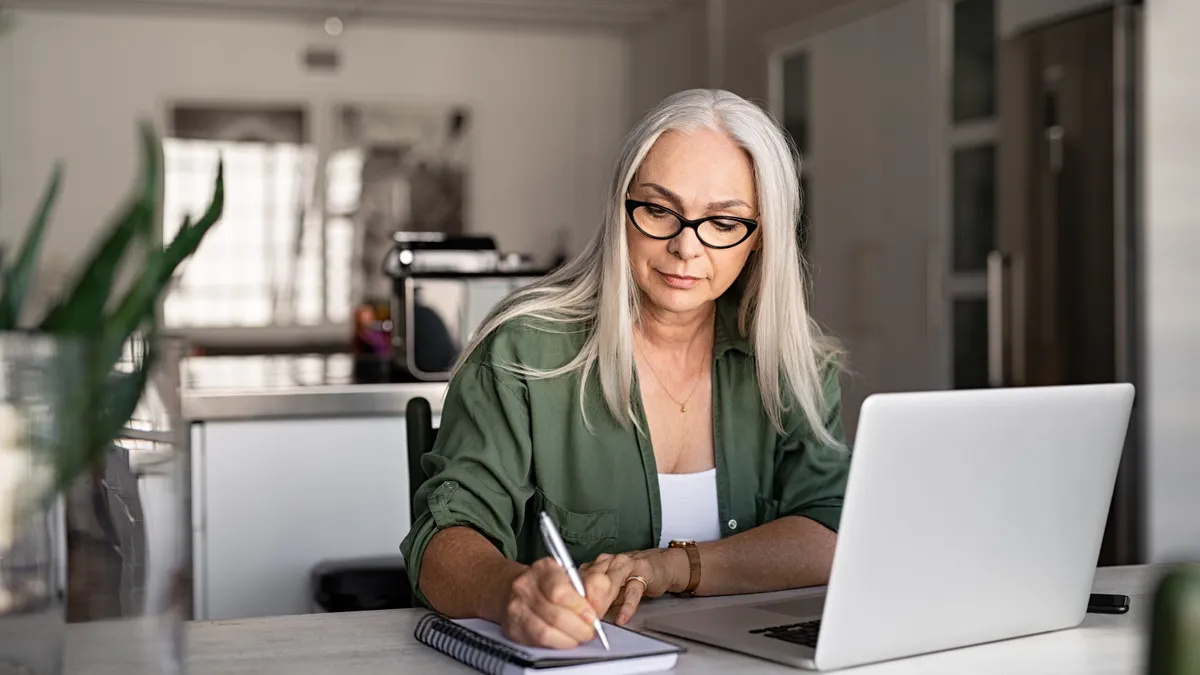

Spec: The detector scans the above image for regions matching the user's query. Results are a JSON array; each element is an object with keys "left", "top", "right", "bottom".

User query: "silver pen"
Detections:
[{"left": 538, "top": 510, "right": 611, "bottom": 651}]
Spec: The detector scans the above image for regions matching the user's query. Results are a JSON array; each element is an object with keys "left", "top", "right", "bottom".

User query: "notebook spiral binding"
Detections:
[{"left": 415, "top": 613, "right": 524, "bottom": 675}]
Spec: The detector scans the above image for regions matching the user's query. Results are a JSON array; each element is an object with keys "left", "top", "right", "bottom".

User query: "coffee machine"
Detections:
[{"left": 382, "top": 233, "right": 546, "bottom": 382}]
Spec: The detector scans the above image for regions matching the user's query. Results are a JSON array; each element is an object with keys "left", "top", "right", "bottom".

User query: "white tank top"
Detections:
[{"left": 657, "top": 468, "right": 722, "bottom": 548}]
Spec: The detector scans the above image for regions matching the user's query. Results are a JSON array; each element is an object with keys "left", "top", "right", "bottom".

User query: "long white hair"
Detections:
[{"left": 455, "top": 88, "right": 842, "bottom": 445}]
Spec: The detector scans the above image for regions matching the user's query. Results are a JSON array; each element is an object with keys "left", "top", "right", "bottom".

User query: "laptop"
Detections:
[{"left": 644, "top": 383, "right": 1135, "bottom": 671}]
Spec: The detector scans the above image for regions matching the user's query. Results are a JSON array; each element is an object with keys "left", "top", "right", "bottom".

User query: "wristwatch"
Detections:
[{"left": 668, "top": 540, "right": 701, "bottom": 597}]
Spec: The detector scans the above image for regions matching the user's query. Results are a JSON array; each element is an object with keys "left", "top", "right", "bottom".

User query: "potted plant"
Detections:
[
  {"left": 0, "top": 122, "right": 224, "bottom": 674},
  {"left": 1148, "top": 564, "right": 1200, "bottom": 675}
]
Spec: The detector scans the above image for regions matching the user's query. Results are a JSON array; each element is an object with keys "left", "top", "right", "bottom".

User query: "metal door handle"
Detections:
[
  {"left": 1043, "top": 68, "right": 1065, "bottom": 175},
  {"left": 987, "top": 251, "right": 1010, "bottom": 388},
  {"left": 1046, "top": 125, "right": 1065, "bottom": 174}
]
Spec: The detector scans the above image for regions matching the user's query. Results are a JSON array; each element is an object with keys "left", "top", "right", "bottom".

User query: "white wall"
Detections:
[
  {"left": 627, "top": 0, "right": 707, "bottom": 125},
  {"left": 0, "top": 10, "right": 628, "bottom": 290},
  {"left": 726, "top": 0, "right": 876, "bottom": 104},
  {"left": 1144, "top": 0, "right": 1200, "bottom": 564},
  {"left": 998, "top": 0, "right": 1113, "bottom": 38},
  {"left": 771, "top": 0, "right": 938, "bottom": 436},
  {"left": 0, "top": 11, "right": 17, "bottom": 269}
]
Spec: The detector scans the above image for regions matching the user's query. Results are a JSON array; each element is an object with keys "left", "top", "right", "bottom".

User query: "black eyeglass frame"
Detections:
[{"left": 624, "top": 199, "right": 759, "bottom": 250}]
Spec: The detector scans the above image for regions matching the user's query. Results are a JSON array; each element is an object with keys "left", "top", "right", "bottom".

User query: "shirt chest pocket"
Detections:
[{"left": 533, "top": 488, "right": 620, "bottom": 564}]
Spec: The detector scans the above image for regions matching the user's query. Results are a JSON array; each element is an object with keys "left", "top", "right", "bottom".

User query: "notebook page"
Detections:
[{"left": 451, "top": 618, "right": 680, "bottom": 663}]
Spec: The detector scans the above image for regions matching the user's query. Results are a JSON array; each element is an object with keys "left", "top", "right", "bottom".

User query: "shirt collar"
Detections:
[{"left": 713, "top": 289, "right": 752, "bottom": 358}]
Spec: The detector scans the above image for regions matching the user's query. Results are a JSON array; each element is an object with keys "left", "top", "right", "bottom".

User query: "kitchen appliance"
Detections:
[{"left": 383, "top": 232, "right": 546, "bottom": 382}]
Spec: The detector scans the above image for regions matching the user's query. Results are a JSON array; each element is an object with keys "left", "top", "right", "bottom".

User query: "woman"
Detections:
[{"left": 400, "top": 88, "right": 850, "bottom": 649}]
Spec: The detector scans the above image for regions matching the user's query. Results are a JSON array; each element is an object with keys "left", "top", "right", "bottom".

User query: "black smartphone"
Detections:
[{"left": 1087, "top": 593, "right": 1130, "bottom": 614}]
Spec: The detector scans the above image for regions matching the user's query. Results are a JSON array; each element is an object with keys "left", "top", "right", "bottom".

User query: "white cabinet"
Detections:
[{"left": 191, "top": 415, "right": 437, "bottom": 621}]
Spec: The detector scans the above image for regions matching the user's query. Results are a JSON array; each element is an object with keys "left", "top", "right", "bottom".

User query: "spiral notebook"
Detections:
[{"left": 415, "top": 613, "right": 684, "bottom": 674}]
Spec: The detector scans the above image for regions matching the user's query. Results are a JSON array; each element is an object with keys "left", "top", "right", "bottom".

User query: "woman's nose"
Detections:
[{"left": 667, "top": 227, "right": 705, "bottom": 259}]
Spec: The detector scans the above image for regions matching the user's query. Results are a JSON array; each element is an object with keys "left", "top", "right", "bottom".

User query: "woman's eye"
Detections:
[
  {"left": 646, "top": 205, "right": 670, "bottom": 218},
  {"left": 711, "top": 220, "right": 741, "bottom": 232}
]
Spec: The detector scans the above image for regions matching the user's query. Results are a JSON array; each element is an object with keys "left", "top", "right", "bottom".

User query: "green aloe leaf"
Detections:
[
  {"left": 40, "top": 124, "right": 161, "bottom": 333},
  {"left": 51, "top": 341, "right": 157, "bottom": 494},
  {"left": 0, "top": 163, "right": 63, "bottom": 329},
  {"left": 97, "top": 159, "right": 223, "bottom": 375},
  {"left": 45, "top": 349, "right": 97, "bottom": 492},
  {"left": 7, "top": 121, "right": 226, "bottom": 502},
  {"left": 93, "top": 343, "right": 156, "bottom": 454},
  {"left": 158, "top": 159, "right": 223, "bottom": 282}
]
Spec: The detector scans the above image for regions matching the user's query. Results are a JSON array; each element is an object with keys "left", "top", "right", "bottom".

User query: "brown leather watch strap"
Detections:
[{"left": 668, "top": 540, "right": 701, "bottom": 596}]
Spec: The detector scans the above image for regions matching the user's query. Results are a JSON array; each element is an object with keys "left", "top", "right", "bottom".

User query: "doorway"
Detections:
[{"left": 997, "top": 3, "right": 1142, "bottom": 565}]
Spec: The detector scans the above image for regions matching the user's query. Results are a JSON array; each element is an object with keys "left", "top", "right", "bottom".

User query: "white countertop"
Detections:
[
  {"left": 63, "top": 564, "right": 1170, "bottom": 674},
  {"left": 179, "top": 354, "right": 448, "bottom": 420}
]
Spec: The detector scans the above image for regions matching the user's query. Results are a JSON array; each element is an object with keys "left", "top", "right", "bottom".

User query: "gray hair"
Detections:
[{"left": 455, "top": 89, "right": 842, "bottom": 445}]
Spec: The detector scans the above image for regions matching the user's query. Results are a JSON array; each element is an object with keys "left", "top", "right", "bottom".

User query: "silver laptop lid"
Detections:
[{"left": 815, "top": 384, "right": 1134, "bottom": 670}]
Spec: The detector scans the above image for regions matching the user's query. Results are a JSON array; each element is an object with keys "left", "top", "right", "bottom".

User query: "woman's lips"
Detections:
[{"left": 658, "top": 271, "right": 701, "bottom": 289}]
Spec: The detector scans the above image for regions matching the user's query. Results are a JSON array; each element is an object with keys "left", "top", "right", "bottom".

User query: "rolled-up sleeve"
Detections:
[
  {"left": 773, "top": 365, "right": 852, "bottom": 533},
  {"left": 399, "top": 357, "right": 534, "bottom": 607}
]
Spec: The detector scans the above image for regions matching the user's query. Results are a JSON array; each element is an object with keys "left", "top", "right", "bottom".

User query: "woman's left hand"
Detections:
[{"left": 579, "top": 549, "right": 685, "bottom": 626}]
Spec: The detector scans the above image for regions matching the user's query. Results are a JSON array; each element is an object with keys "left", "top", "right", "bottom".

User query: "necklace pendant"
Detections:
[{"left": 681, "top": 405, "right": 687, "bottom": 413}]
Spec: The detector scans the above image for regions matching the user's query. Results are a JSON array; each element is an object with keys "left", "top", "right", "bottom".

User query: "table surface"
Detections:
[{"left": 65, "top": 564, "right": 1168, "bottom": 674}]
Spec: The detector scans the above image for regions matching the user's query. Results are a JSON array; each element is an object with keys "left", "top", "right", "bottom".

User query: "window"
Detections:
[
  {"left": 952, "top": 0, "right": 997, "bottom": 122},
  {"left": 952, "top": 144, "right": 996, "bottom": 273},
  {"left": 162, "top": 138, "right": 324, "bottom": 327},
  {"left": 163, "top": 101, "right": 471, "bottom": 333},
  {"left": 946, "top": 0, "right": 998, "bottom": 388},
  {"left": 952, "top": 297, "right": 989, "bottom": 389},
  {"left": 777, "top": 49, "right": 813, "bottom": 253}
]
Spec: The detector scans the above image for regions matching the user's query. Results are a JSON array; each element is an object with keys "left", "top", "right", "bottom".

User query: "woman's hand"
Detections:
[
  {"left": 499, "top": 557, "right": 615, "bottom": 649},
  {"left": 579, "top": 549, "right": 686, "bottom": 626}
]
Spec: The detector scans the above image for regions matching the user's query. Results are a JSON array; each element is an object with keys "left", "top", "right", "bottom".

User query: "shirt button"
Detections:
[{"left": 727, "top": 519, "right": 738, "bottom": 530}]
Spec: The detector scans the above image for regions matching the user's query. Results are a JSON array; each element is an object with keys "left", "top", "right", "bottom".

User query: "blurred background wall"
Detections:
[
  {"left": 0, "top": 7, "right": 627, "bottom": 283},
  {"left": 1143, "top": 0, "right": 1200, "bottom": 567}
]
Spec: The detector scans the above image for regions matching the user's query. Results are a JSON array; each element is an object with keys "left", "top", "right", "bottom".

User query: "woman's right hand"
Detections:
[{"left": 499, "top": 557, "right": 616, "bottom": 649}]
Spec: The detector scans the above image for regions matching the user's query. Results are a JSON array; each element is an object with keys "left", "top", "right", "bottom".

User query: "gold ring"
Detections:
[{"left": 626, "top": 575, "right": 648, "bottom": 591}]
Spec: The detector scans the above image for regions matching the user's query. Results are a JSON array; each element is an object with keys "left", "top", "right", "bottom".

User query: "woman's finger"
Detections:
[
  {"left": 581, "top": 554, "right": 613, "bottom": 577},
  {"left": 581, "top": 569, "right": 616, "bottom": 615},
  {"left": 505, "top": 561, "right": 596, "bottom": 649},
  {"left": 579, "top": 552, "right": 613, "bottom": 576},
  {"left": 533, "top": 560, "right": 595, "bottom": 617},
  {"left": 593, "top": 554, "right": 641, "bottom": 618},
  {"left": 615, "top": 574, "right": 647, "bottom": 626},
  {"left": 511, "top": 601, "right": 588, "bottom": 649},
  {"left": 531, "top": 586, "right": 600, "bottom": 645},
  {"left": 598, "top": 554, "right": 636, "bottom": 584}
]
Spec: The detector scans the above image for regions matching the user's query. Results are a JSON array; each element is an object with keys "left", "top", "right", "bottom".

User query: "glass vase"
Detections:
[{"left": 0, "top": 333, "right": 188, "bottom": 675}]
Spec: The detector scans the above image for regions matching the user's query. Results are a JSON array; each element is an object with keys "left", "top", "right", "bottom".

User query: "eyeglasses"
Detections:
[{"left": 625, "top": 199, "right": 758, "bottom": 249}]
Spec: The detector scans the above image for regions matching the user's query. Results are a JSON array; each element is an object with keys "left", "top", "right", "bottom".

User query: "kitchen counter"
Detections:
[
  {"left": 182, "top": 381, "right": 448, "bottom": 421},
  {"left": 179, "top": 354, "right": 448, "bottom": 421},
  {"left": 180, "top": 353, "right": 448, "bottom": 620}
]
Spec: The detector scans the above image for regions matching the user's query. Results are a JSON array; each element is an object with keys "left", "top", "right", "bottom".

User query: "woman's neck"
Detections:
[{"left": 636, "top": 301, "right": 716, "bottom": 365}]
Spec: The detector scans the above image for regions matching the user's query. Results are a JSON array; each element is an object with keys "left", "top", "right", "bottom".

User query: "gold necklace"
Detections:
[{"left": 635, "top": 341, "right": 703, "bottom": 413}]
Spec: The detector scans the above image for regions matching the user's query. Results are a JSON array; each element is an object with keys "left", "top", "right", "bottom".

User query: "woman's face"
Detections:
[{"left": 626, "top": 127, "right": 760, "bottom": 318}]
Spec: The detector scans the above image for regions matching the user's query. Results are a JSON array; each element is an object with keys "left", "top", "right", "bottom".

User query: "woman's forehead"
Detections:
[{"left": 636, "top": 129, "right": 756, "bottom": 205}]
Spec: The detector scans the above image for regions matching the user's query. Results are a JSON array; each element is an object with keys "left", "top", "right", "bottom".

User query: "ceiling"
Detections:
[{"left": 0, "top": 0, "right": 699, "bottom": 30}]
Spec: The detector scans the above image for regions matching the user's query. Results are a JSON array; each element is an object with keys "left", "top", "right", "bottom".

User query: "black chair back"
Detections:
[{"left": 405, "top": 396, "right": 438, "bottom": 505}]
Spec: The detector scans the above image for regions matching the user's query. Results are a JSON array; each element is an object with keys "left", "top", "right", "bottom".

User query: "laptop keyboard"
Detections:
[{"left": 750, "top": 619, "right": 822, "bottom": 648}]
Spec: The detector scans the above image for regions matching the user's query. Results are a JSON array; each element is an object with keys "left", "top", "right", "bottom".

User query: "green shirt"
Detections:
[{"left": 399, "top": 292, "right": 851, "bottom": 606}]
